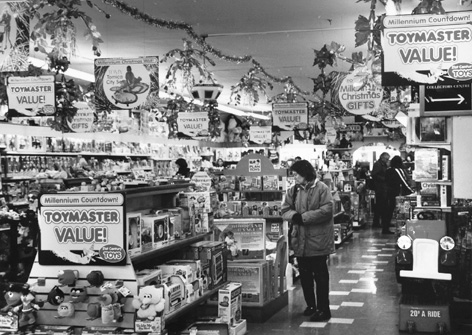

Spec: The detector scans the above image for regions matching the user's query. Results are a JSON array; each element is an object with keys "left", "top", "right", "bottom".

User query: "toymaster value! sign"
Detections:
[
  {"left": 38, "top": 193, "right": 126, "bottom": 266},
  {"left": 381, "top": 11, "right": 472, "bottom": 85}
]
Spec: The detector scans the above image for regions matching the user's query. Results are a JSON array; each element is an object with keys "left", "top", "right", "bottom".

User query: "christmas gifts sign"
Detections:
[
  {"left": 382, "top": 11, "right": 472, "bottom": 85},
  {"left": 6, "top": 76, "right": 55, "bottom": 116},
  {"left": 94, "top": 56, "right": 159, "bottom": 110},
  {"left": 38, "top": 193, "right": 126, "bottom": 266},
  {"left": 272, "top": 102, "right": 308, "bottom": 130},
  {"left": 338, "top": 72, "right": 383, "bottom": 115},
  {"left": 67, "top": 101, "right": 94, "bottom": 132},
  {"left": 177, "top": 112, "right": 209, "bottom": 138}
]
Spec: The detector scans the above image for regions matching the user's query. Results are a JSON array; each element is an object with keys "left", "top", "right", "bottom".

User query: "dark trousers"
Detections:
[
  {"left": 383, "top": 194, "right": 396, "bottom": 230},
  {"left": 374, "top": 190, "right": 387, "bottom": 228},
  {"left": 297, "top": 255, "right": 330, "bottom": 312}
]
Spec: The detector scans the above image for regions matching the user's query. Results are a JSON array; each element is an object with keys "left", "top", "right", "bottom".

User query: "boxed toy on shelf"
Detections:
[
  {"left": 214, "top": 218, "right": 266, "bottom": 261},
  {"left": 217, "top": 282, "right": 243, "bottom": 326}
]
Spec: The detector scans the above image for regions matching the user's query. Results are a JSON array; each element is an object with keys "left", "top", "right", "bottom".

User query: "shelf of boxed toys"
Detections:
[{"left": 130, "top": 232, "right": 212, "bottom": 267}]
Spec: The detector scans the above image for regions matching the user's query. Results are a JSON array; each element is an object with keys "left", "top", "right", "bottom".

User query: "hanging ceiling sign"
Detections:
[
  {"left": 381, "top": 11, "right": 472, "bottom": 86},
  {"left": 338, "top": 72, "right": 383, "bottom": 115},
  {"left": 249, "top": 126, "right": 272, "bottom": 144},
  {"left": 177, "top": 111, "right": 209, "bottom": 138},
  {"left": 6, "top": 76, "right": 55, "bottom": 116},
  {"left": 272, "top": 102, "right": 308, "bottom": 130},
  {"left": 38, "top": 193, "right": 126, "bottom": 266},
  {"left": 94, "top": 56, "right": 159, "bottom": 110},
  {"left": 420, "top": 81, "right": 472, "bottom": 116}
]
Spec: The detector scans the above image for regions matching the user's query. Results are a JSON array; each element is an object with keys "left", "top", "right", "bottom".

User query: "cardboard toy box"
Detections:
[
  {"left": 219, "top": 175, "right": 238, "bottom": 191},
  {"left": 226, "top": 261, "right": 270, "bottom": 306},
  {"left": 126, "top": 212, "right": 142, "bottom": 256},
  {"left": 213, "top": 218, "right": 266, "bottom": 261},
  {"left": 218, "top": 282, "right": 243, "bottom": 326},
  {"left": 238, "top": 176, "right": 262, "bottom": 191},
  {"left": 262, "top": 175, "right": 280, "bottom": 191},
  {"left": 165, "top": 259, "right": 202, "bottom": 279},
  {"left": 184, "top": 241, "right": 227, "bottom": 290},
  {"left": 159, "top": 263, "right": 195, "bottom": 284},
  {"left": 135, "top": 268, "right": 162, "bottom": 286}
]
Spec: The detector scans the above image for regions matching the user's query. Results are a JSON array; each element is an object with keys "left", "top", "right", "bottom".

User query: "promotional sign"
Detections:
[
  {"left": 38, "top": 193, "right": 126, "bottom": 266},
  {"left": 94, "top": 56, "right": 159, "bottom": 110},
  {"left": 338, "top": 72, "right": 383, "bottom": 115},
  {"left": 6, "top": 76, "right": 55, "bottom": 116},
  {"left": 191, "top": 171, "right": 212, "bottom": 192},
  {"left": 67, "top": 101, "right": 94, "bottom": 132},
  {"left": 272, "top": 103, "right": 308, "bottom": 130},
  {"left": 249, "top": 126, "right": 272, "bottom": 144},
  {"left": 382, "top": 11, "right": 472, "bottom": 85},
  {"left": 177, "top": 112, "right": 209, "bottom": 138},
  {"left": 420, "top": 82, "right": 472, "bottom": 116}
]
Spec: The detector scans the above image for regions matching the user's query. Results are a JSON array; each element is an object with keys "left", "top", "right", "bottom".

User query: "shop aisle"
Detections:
[{"left": 247, "top": 226, "right": 472, "bottom": 335}]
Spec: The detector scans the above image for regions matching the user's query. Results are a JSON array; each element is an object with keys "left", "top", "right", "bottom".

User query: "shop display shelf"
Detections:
[
  {"left": 130, "top": 232, "right": 212, "bottom": 266},
  {"left": 110, "top": 183, "right": 193, "bottom": 199}
]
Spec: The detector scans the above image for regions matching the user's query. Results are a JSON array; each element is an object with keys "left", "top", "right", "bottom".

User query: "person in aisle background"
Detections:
[
  {"left": 281, "top": 159, "right": 335, "bottom": 321},
  {"left": 174, "top": 158, "right": 191, "bottom": 178},
  {"left": 371, "top": 152, "right": 391, "bottom": 233},
  {"left": 384, "top": 156, "right": 414, "bottom": 234},
  {"left": 48, "top": 162, "right": 68, "bottom": 179}
]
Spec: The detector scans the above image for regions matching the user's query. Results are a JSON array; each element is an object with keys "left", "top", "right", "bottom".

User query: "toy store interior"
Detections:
[{"left": 1, "top": 1, "right": 472, "bottom": 335}]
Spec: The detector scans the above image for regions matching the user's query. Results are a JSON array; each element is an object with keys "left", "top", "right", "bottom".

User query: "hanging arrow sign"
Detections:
[{"left": 420, "top": 80, "right": 472, "bottom": 116}]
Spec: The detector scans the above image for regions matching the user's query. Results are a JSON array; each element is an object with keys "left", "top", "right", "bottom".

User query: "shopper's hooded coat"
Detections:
[{"left": 281, "top": 179, "right": 335, "bottom": 257}]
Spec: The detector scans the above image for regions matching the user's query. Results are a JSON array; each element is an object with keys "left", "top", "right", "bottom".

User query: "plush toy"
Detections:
[
  {"left": 1, "top": 283, "right": 24, "bottom": 313},
  {"left": 55, "top": 302, "right": 75, "bottom": 318},
  {"left": 86, "top": 302, "right": 101, "bottom": 321},
  {"left": 69, "top": 287, "right": 88, "bottom": 304},
  {"left": 57, "top": 270, "right": 77, "bottom": 286},
  {"left": 13, "top": 288, "right": 43, "bottom": 325},
  {"left": 132, "top": 285, "right": 165, "bottom": 320}
]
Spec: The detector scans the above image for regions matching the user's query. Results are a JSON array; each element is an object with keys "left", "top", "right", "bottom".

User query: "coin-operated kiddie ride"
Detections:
[{"left": 395, "top": 211, "right": 457, "bottom": 334}]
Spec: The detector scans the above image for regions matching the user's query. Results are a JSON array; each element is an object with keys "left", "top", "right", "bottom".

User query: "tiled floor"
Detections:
[{"left": 247, "top": 225, "right": 472, "bottom": 335}]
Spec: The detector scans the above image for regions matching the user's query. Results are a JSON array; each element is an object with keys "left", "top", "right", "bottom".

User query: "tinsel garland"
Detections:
[{"left": 100, "top": 0, "right": 251, "bottom": 64}]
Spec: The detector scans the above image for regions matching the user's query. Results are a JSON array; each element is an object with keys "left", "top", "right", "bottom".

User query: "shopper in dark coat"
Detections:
[
  {"left": 175, "top": 158, "right": 191, "bottom": 178},
  {"left": 281, "top": 160, "right": 334, "bottom": 321},
  {"left": 384, "top": 156, "right": 414, "bottom": 233},
  {"left": 371, "top": 152, "right": 390, "bottom": 233}
]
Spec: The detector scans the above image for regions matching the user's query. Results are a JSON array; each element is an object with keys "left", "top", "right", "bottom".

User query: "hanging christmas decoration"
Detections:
[
  {"left": 412, "top": 0, "right": 446, "bottom": 15},
  {"left": 161, "top": 39, "right": 218, "bottom": 93},
  {"left": 229, "top": 68, "right": 274, "bottom": 106},
  {"left": 29, "top": 0, "right": 107, "bottom": 59}
]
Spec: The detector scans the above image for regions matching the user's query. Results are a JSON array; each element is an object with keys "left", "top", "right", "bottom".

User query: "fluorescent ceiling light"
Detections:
[{"left": 28, "top": 57, "right": 95, "bottom": 82}]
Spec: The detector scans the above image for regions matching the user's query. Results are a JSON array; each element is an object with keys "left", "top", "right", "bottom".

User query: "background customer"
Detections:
[{"left": 371, "top": 152, "right": 390, "bottom": 233}]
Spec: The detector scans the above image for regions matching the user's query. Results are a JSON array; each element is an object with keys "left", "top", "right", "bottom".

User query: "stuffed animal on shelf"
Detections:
[
  {"left": 69, "top": 287, "right": 88, "bottom": 304},
  {"left": 55, "top": 301, "right": 75, "bottom": 318},
  {"left": 12, "top": 288, "right": 43, "bottom": 325},
  {"left": 1, "top": 283, "right": 24, "bottom": 313},
  {"left": 86, "top": 302, "right": 101, "bottom": 321},
  {"left": 132, "top": 285, "right": 165, "bottom": 320}
]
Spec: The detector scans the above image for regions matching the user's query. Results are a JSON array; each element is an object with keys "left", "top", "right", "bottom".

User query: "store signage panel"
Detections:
[
  {"left": 338, "top": 72, "right": 383, "bottom": 115},
  {"left": 94, "top": 56, "right": 159, "bottom": 110},
  {"left": 6, "top": 76, "right": 55, "bottom": 116},
  {"left": 176, "top": 111, "right": 209, "bottom": 138},
  {"left": 38, "top": 193, "right": 126, "bottom": 266},
  {"left": 419, "top": 83, "right": 472, "bottom": 116},
  {"left": 272, "top": 103, "right": 308, "bottom": 130},
  {"left": 249, "top": 126, "right": 272, "bottom": 144},
  {"left": 382, "top": 11, "right": 472, "bottom": 85},
  {"left": 68, "top": 101, "right": 95, "bottom": 132}
]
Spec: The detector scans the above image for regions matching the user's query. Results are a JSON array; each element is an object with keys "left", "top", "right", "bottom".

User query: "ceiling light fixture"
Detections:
[{"left": 28, "top": 57, "right": 95, "bottom": 82}]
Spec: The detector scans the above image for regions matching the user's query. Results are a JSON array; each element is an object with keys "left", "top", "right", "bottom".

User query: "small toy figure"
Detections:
[
  {"left": 55, "top": 302, "right": 75, "bottom": 318},
  {"left": 1, "top": 283, "right": 24, "bottom": 313},
  {"left": 12, "top": 288, "right": 43, "bottom": 325},
  {"left": 69, "top": 287, "right": 88, "bottom": 304}
]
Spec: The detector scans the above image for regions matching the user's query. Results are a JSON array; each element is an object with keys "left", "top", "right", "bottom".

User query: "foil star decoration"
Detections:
[{"left": 313, "top": 45, "right": 335, "bottom": 69}]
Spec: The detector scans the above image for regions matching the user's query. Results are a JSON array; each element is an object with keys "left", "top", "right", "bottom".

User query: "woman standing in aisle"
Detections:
[
  {"left": 384, "top": 156, "right": 414, "bottom": 233},
  {"left": 281, "top": 160, "right": 335, "bottom": 321},
  {"left": 371, "top": 152, "right": 390, "bottom": 233}
]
